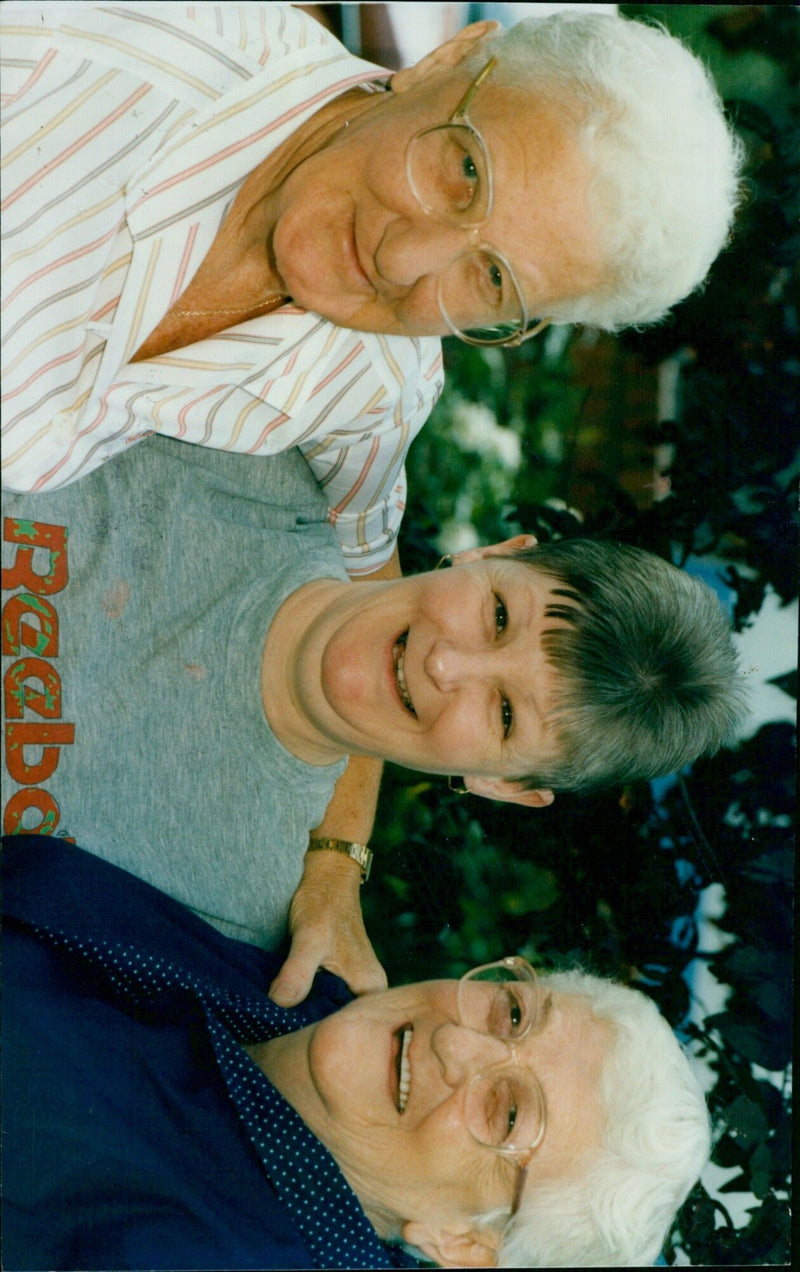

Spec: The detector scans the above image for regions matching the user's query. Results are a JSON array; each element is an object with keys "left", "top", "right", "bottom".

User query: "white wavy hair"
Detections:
[
  {"left": 472, "top": 11, "right": 746, "bottom": 331},
  {"left": 487, "top": 969, "right": 711, "bottom": 1268}
]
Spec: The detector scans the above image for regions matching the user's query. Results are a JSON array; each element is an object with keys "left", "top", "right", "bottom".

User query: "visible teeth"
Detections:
[
  {"left": 394, "top": 636, "right": 416, "bottom": 718},
  {"left": 398, "top": 1027, "right": 413, "bottom": 1112}
]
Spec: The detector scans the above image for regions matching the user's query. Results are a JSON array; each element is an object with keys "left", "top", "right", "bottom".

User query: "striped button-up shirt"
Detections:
[{"left": 1, "top": 2, "right": 444, "bottom": 574}]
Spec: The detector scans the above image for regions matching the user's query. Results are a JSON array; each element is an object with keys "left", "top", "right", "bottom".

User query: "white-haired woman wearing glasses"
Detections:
[
  {"left": 3, "top": 1, "right": 743, "bottom": 501},
  {"left": 4, "top": 835, "right": 710, "bottom": 1269}
]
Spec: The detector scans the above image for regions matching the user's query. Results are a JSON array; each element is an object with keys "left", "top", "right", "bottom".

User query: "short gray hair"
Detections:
[
  {"left": 496, "top": 970, "right": 711, "bottom": 1267},
  {"left": 474, "top": 11, "right": 746, "bottom": 330},
  {"left": 509, "top": 539, "right": 747, "bottom": 791}
]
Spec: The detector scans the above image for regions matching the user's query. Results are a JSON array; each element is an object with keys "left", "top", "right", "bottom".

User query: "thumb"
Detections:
[{"left": 268, "top": 931, "right": 323, "bottom": 1007}]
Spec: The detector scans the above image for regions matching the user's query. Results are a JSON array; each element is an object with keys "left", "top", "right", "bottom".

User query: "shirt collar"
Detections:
[{"left": 207, "top": 1012, "right": 415, "bottom": 1268}]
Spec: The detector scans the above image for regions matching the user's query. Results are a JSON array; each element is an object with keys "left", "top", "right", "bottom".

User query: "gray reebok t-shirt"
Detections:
[{"left": 2, "top": 436, "right": 348, "bottom": 947}]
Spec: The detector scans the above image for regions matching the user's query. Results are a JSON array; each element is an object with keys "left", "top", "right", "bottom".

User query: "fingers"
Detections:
[
  {"left": 268, "top": 853, "right": 388, "bottom": 1006},
  {"left": 268, "top": 920, "right": 387, "bottom": 1006},
  {"left": 345, "top": 943, "right": 388, "bottom": 995}
]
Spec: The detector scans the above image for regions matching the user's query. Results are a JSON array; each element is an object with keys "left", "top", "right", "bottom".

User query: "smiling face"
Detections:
[
  {"left": 266, "top": 32, "right": 603, "bottom": 337},
  {"left": 291, "top": 549, "right": 571, "bottom": 797},
  {"left": 254, "top": 977, "right": 611, "bottom": 1253}
]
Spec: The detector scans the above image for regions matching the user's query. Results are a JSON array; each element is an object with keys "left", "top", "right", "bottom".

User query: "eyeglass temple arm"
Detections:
[
  {"left": 511, "top": 1162, "right": 529, "bottom": 1216},
  {"left": 451, "top": 56, "right": 497, "bottom": 121}
]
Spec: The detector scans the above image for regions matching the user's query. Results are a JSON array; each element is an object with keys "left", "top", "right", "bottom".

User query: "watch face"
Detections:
[{"left": 352, "top": 843, "right": 373, "bottom": 881}]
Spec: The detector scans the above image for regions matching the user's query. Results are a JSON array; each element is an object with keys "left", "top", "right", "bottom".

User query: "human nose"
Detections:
[
  {"left": 433, "top": 1022, "right": 512, "bottom": 1088},
  {"left": 423, "top": 637, "right": 489, "bottom": 693},
  {"left": 374, "top": 218, "right": 477, "bottom": 287}
]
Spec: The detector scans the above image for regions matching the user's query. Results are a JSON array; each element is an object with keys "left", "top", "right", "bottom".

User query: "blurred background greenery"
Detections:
[{"left": 325, "top": 4, "right": 797, "bottom": 1265}]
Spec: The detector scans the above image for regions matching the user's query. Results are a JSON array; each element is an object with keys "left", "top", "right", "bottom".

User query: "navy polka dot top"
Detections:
[{"left": 3, "top": 836, "right": 420, "bottom": 1270}]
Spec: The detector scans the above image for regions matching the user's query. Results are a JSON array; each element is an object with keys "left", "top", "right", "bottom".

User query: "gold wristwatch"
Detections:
[{"left": 307, "top": 836, "right": 373, "bottom": 883}]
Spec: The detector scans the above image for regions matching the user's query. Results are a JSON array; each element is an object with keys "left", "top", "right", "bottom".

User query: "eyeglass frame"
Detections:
[
  {"left": 456, "top": 955, "right": 548, "bottom": 1214},
  {"left": 405, "top": 58, "right": 551, "bottom": 348}
]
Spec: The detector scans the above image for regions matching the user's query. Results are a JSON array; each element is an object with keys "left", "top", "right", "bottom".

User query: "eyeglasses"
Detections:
[
  {"left": 405, "top": 59, "right": 550, "bottom": 348},
  {"left": 457, "top": 955, "right": 548, "bottom": 1213}
]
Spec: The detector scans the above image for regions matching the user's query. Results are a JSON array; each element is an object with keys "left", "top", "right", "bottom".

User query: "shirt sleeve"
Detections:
[
  {"left": 300, "top": 411, "right": 421, "bottom": 576},
  {"left": 0, "top": 1, "right": 444, "bottom": 574},
  {"left": 297, "top": 330, "right": 444, "bottom": 573},
  {"left": 70, "top": 324, "right": 444, "bottom": 574}
]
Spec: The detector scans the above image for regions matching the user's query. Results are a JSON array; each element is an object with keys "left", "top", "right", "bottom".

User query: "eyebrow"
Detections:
[{"left": 498, "top": 576, "right": 552, "bottom": 767}]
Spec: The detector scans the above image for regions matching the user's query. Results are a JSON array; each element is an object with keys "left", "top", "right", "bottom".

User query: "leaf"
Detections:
[
  {"left": 721, "top": 1093, "right": 769, "bottom": 1149},
  {"left": 682, "top": 1188, "right": 717, "bottom": 1245},
  {"left": 742, "top": 847, "right": 794, "bottom": 885},
  {"left": 749, "top": 1142, "right": 774, "bottom": 1200},
  {"left": 711, "top": 1133, "right": 748, "bottom": 1169},
  {"left": 706, "top": 1012, "right": 792, "bottom": 1071},
  {"left": 716, "top": 1169, "right": 747, "bottom": 1193}
]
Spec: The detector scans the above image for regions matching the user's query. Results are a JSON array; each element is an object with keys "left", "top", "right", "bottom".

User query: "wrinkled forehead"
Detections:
[
  {"left": 464, "top": 81, "right": 604, "bottom": 306},
  {"left": 520, "top": 990, "right": 613, "bottom": 1154}
]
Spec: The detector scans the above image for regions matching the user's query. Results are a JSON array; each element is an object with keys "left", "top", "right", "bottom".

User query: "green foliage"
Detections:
[{"left": 401, "top": 330, "right": 585, "bottom": 573}]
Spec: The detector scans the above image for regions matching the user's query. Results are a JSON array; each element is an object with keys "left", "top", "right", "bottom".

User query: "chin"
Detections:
[{"left": 288, "top": 284, "right": 368, "bottom": 329}]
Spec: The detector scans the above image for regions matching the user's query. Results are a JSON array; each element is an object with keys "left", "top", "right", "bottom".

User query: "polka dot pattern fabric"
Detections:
[{"left": 29, "top": 922, "right": 417, "bottom": 1270}]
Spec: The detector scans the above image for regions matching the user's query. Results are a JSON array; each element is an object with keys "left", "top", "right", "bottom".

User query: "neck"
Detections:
[
  {"left": 247, "top": 1030, "right": 313, "bottom": 1104},
  {"left": 260, "top": 576, "right": 351, "bottom": 765},
  {"left": 247, "top": 1030, "right": 400, "bottom": 1239}
]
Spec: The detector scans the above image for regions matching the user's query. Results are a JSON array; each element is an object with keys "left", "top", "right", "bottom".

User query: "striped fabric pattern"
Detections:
[{"left": 1, "top": 3, "right": 444, "bottom": 574}]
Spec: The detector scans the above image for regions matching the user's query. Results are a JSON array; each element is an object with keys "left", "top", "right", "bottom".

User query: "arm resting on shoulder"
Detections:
[{"left": 269, "top": 545, "right": 401, "bottom": 1005}]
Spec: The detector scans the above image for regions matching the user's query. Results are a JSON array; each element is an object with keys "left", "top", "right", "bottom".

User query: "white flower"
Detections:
[
  {"left": 436, "top": 520, "right": 481, "bottom": 556},
  {"left": 449, "top": 399, "right": 521, "bottom": 469},
  {"left": 491, "top": 427, "right": 521, "bottom": 469},
  {"left": 450, "top": 400, "right": 499, "bottom": 452}
]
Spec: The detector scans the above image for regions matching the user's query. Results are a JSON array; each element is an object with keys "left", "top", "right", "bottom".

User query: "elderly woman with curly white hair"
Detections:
[
  {"left": 4, "top": 835, "right": 710, "bottom": 1269},
  {"left": 3, "top": 3, "right": 743, "bottom": 502}
]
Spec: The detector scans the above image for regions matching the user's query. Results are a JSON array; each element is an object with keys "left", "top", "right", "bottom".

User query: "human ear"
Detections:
[
  {"left": 403, "top": 1220, "right": 500, "bottom": 1268},
  {"left": 451, "top": 534, "right": 538, "bottom": 567},
  {"left": 391, "top": 20, "right": 502, "bottom": 95},
  {"left": 466, "top": 776, "right": 555, "bottom": 808}
]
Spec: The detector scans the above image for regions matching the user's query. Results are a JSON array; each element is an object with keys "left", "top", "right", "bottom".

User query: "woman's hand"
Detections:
[{"left": 269, "top": 848, "right": 387, "bottom": 1006}]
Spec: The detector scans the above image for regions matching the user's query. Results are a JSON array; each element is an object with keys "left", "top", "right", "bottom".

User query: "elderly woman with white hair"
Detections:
[
  {"left": 3, "top": 2, "right": 743, "bottom": 499},
  {"left": 4, "top": 835, "right": 710, "bottom": 1269}
]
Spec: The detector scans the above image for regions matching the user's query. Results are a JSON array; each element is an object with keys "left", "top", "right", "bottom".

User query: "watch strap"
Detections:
[{"left": 307, "top": 836, "right": 373, "bottom": 883}]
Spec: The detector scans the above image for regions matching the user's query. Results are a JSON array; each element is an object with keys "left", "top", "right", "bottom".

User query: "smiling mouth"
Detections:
[
  {"left": 396, "top": 1025, "right": 413, "bottom": 1113},
  {"left": 393, "top": 631, "right": 417, "bottom": 718}
]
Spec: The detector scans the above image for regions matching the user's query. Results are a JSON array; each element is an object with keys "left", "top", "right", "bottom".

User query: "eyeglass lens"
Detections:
[
  {"left": 457, "top": 963, "right": 546, "bottom": 1153},
  {"left": 406, "top": 125, "right": 527, "bottom": 344},
  {"left": 458, "top": 970, "right": 539, "bottom": 1039},
  {"left": 407, "top": 124, "right": 491, "bottom": 224},
  {"left": 438, "top": 251, "right": 526, "bottom": 343},
  {"left": 465, "top": 1065, "right": 546, "bottom": 1153}
]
